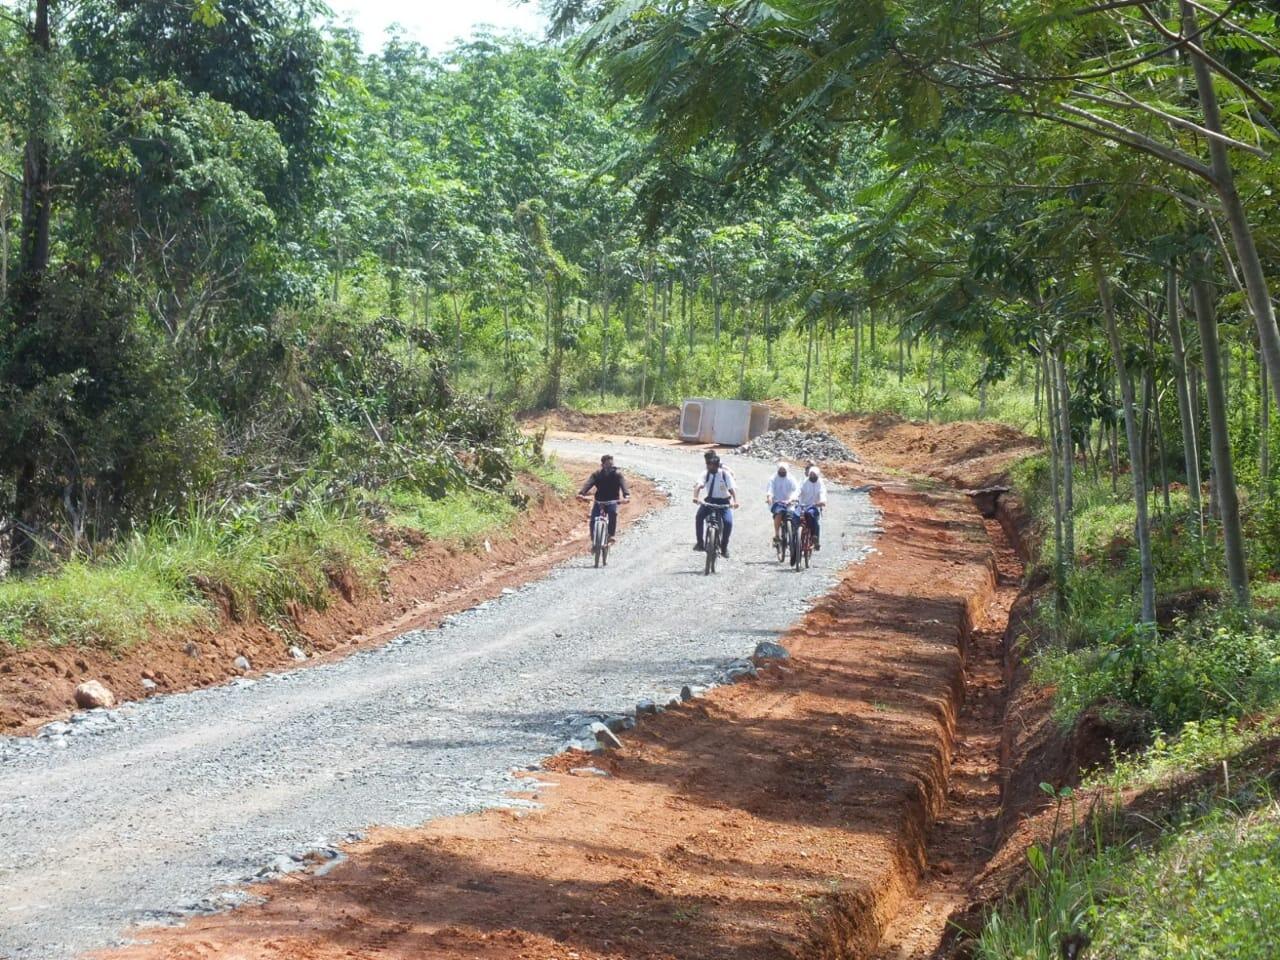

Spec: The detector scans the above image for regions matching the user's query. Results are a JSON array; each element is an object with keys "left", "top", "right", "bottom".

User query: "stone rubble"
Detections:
[{"left": 735, "top": 429, "right": 860, "bottom": 464}]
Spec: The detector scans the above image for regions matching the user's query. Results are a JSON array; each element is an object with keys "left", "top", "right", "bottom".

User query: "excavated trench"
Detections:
[{"left": 94, "top": 466, "right": 1025, "bottom": 960}]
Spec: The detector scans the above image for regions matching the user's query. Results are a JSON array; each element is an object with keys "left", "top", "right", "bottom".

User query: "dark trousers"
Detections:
[
  {"left": 696, "top": 499, "right": 733, "bottom": 548},
  {"left": 590, "top": 500, "right": 619, "bottom": 538},
  {"left": 804, "top": 506, "right": 821, "bottom": 543}
]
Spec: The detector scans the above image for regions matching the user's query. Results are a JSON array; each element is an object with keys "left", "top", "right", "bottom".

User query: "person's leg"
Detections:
[
  {"left": 590, "top": 501, "right": 603, "bottom": 533},
  {"left": 695, "top": 504, "right": 708, "bottom": 548},
  {"left": 606, "top": 502, "right": 619, "bottom": 540},
  {"left": 721, "top": 506, "right": 734, "bottom": 553},
  {"left": 772, "top": 504, "right": 783, "bottom": 541},
  {"left": 808, "top": 507, "right": 821, "bottom": 548}
]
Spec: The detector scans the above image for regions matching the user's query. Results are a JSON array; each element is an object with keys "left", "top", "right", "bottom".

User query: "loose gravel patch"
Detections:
[
  {"left": 735, "top": 428, "right": 860, "bottom": 463},
  {"left": 0, "top": 440, "right": 875, "bottom": 960}
]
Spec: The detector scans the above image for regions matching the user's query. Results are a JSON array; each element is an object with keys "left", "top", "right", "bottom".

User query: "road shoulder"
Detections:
[
  {"left": 98, "top": 468, "right": 1009, "bottom": 960},
  {"left": 1, "top": 464, "right": 664, "bottom": 735}
]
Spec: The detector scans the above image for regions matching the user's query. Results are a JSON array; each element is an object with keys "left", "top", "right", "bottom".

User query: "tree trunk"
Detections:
[
  {"left": 1097, "top": 258, "right": 1157, "bottom": 623},
  {"left": 1190, "top": 253, "right": 1250, "bottom": 606},
  {"left": 1262, "top": 345, "right": 1270, "bottom": 482},
  {"left": 657, "top": 280, "right": 670, "bottom": 404},
  {"left": 803, "top": 314, "right": 815, "bottom": 407},
  {"left": 853, "top": 311, "right": 862, "bottom": 392},
  {"left": 1182, "top": 0, "right": 1280, "bottom": 415},
  {"left": 1041, "top": 347, "right": 1066, "bottom": 605},
  {"left": 502, "top": 298, "right": 511, "bottom": 375},
  {"left": 712, "top": 264, "right": 721, "bottom": 346},
  {"left": 1055, "top": 344, "right": 1075, "bottom": 563},
  {"left": 600, "top": 289, "right": 610, "bottom": 400},
  {"left": 15, "top": 0, "right": 52, "bottom": 320},
  {"left": 737, "top": 307, "right": 753, "bottom": 397},
  {"left": 1166, "top": 266, "right": 1203, "bottom": 527}
]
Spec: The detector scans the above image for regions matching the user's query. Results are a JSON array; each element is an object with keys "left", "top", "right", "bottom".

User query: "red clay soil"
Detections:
[
  {"left": 0, "top": 466, "right": 663, "bottom": 735},
  {"left": 522, "top": 402, "right": 1038, "bottom": 491},
  {"left": 871, "top": 517, "right": 1021, "bottom": 959},
  {"left": 99, "top": 472, "right": 1012, "bottom": 960}
]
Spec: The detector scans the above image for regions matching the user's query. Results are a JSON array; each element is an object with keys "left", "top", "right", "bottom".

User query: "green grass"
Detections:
[
  {"left": 380, "top": 485, "right": 518, "bottom": 544},
  {"left": 1090, "top": 716, "right": 1279, "bottom": 793},
  {"left": 520, "top": 454, "right": 574, "bottom": 495},
  {"left": 976, "top": 784, "right": 1280, "bottom": 960},
  {"left": 0, "top": 461, "right": 564, "bottom": 654},
  {"left": 0, "top": 501, "right": 380, "bottom": 651}
]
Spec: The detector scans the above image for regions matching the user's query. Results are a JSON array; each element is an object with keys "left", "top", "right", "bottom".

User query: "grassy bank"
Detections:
[
  {"left": 974, "top": 458, "right": 1280, "bottom": 959},
  {"left": 0, "top": 460, "right": 570, "bottom": 653}
]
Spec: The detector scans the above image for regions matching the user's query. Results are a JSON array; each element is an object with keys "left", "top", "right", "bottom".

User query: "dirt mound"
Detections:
[
  {"left": 524, "top": 402, "right": 1039, "bottom": 490},
  {"left": 0, "top": 468, "right": 664, "bottom": 735},
  {"left": 520, "top": 405, "right": 681, "bottom": 439}
]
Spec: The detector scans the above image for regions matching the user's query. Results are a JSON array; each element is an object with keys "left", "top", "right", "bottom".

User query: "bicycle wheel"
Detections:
[
  {"left": 790, "top": 527, "right": 801, "bottom": 571},
  {"left": 800, "top": 525, "right": 812, "bottom": 569},
  {"left": 705, "top": 526, "right": 718, "bottom": 575},
  {"left": 593, "top": 519, "right": 606, "bottom": 568},
  {"left": 775, "top": 519, "right": 787, "bottom": 562}
]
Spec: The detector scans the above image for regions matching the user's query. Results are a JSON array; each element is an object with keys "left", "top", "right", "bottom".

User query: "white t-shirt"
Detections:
[
  {"left": 799, "top": 477, "right": 827, "bottom": 508},
  {"left": 766, "top": 474, "right": 799, "bottom": 504},
  {"left": 699, "top": 467, "right": 736, "bottom": 500}
]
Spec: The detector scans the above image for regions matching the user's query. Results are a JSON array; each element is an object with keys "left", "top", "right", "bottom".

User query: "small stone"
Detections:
[
  {"left": 74, "top": 681, "right": 115, "bottom": 710},
  {"left": 141, "top": 678, "right": 157, "bottom": 692},
  {"left": 183, "top": 642, "right": 200, "bottom": 658},
  {"left": 289, "top": 646, "right": 307, "bottom": 662},
  {"left": 560, "top": 738, "right": 604, "bottom": 755},
  {"left": 256, "top": 854, "right": 306, "bottom": 879},
  {"left": 636, "top": 699, "right": 659, "bottom": 715},
  {"left": 589, "top": 721, "right": 624, "bottom": 749},
  {"left": 39, "top": 721, "right": 72, "bottom": 738},
  {"left": 753, "top": 641, "right": 790, "bottom": 661},
  {"left": 680, "top": 684, "right": 707, "bottom": 701},
  {"left": 233, "top": 655, "right": 251, "bottom": 672},
  {"left": 603, "top": 716, "right": 629, "bottom": 734},
  {"left": 501, "top": 588, "right": 517, "bottom": 595},
  {"left": 570, "top": 766, "right": 611, "bottom": 778}
]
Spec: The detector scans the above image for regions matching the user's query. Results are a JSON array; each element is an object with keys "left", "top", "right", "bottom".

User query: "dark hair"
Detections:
[{"left": 601, "top": 454, "right": 613, "bottom": 463}]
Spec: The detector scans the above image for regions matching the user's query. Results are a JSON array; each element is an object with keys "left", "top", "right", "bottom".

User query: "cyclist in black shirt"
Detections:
[{"left": 577, "top": 454, "right": 631, "bottom": 544}]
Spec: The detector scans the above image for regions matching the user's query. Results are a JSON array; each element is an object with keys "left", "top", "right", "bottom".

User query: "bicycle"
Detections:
[
  {"left": 698, "top": 501, "right": 730, "bottom": 575},
  {"left": 797, "top": 511, "right": 815, "bottom": 570},
  {"left": 774, "top": 501, "right": 800, "bottom": 565},
  {"left": 581, "top": 498, "right": 622, "bottom": 568}
]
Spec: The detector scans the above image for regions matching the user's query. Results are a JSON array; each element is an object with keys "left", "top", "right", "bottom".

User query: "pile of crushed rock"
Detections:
[{"left": 734, "top": 429, "right": 860, "bottom": 464}]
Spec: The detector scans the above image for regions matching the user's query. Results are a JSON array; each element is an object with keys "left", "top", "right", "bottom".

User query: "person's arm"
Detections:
[
  {"left": 621, "top": 474, "right": 631, "bottom": 500},
  {"left": 693, "top": 478, "right": 704, "bottom": 502},
  {"left": 818, "top": 481, "right": 828, "bottom": 507},
  {"left": 726, "top": 472, "right": 739, "bottom": 508},
  {"left": 577, "top": 472, "right": 597, "bottom": 499}
]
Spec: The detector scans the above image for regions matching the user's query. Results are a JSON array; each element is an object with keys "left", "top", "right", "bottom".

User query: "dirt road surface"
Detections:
[{"left": 0, "top": 441, "right": 875, "bottom": 960}]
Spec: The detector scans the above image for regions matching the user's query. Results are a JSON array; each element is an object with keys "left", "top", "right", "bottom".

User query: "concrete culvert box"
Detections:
[{"left": 679, "top": 399, "right": 770, "bottom": 446}]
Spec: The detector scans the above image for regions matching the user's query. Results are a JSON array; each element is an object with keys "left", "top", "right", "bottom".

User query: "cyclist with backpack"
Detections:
[
  {"left": 577, "top": 454, "right": 630, "bottom": 544},
  {"left": 692, "top": 450, "right": 739, "bottom": 558}
]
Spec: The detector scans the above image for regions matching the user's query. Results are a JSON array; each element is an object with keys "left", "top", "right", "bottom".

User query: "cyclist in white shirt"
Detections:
[
  {"left": 765, "top": 462, "right": 800, "bottom": 547},
  {"left": 798, "top": 465, "right": 828, "bottom": 550},
  {"left": 693, "top": 450, "right": 739, "bottom": 558}
]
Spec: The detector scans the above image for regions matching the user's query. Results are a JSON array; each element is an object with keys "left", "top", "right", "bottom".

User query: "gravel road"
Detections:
[{"left": 0, "top": 440, "right": 876, "bottom": 959}]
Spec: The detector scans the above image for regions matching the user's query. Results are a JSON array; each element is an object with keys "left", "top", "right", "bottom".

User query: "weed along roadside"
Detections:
[
  {"left": 0, "top": 463, "right": 663, "bottom": 735},
  {"left": 96, "top": 457, "right": 1015, "bottom": 960}
]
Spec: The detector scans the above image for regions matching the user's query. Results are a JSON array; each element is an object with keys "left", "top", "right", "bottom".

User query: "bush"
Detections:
[{"left": 1034, "top": 608, "right": 1280, "bottom": 730}]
